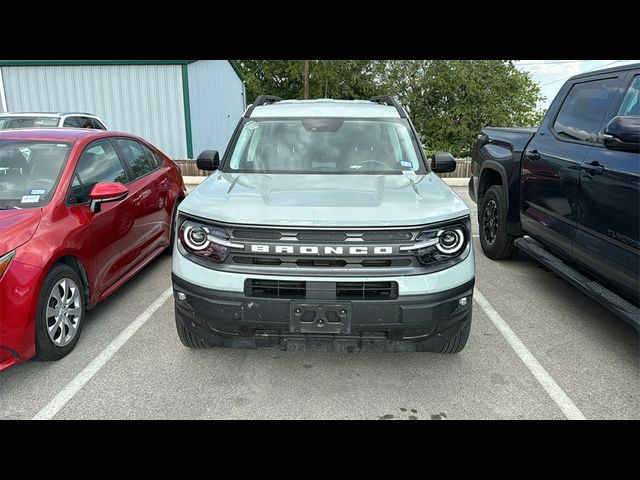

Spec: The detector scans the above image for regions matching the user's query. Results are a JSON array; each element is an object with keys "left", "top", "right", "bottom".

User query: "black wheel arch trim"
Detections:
[{"left": 479, "top": 161, "right": 523, "bottom": 236}]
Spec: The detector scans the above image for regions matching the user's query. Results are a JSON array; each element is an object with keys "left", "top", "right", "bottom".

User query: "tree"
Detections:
[
  {"left": 378, "top": 60, "right": 545, "bottom": 156},
  {"left": 236, "top": 60, "right": 381, "bottom": 102},
  {"left": 236, "top": 60, "right": 545, "bottom": 157}
]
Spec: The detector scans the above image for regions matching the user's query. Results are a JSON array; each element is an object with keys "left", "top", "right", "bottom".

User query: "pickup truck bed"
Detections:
[{"left": 468, "top": 127, "right": 536, "bottom": 237}]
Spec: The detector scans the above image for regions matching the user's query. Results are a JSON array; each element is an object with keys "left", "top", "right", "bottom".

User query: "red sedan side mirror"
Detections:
[{"left": 88, "top": 182, "right": 128, "bottom": 213}]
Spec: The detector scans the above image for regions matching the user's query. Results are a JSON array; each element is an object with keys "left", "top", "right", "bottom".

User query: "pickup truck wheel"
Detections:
[{"left": 479, "top": 185, "right": 517, "bottom": 259}]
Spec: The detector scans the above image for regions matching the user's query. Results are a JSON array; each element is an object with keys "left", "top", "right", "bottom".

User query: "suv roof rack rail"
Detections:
[
  {"left": 244, "top": 95, "right": 283, "bottom": 117},
  {"left": 368, "top": 96, "right": 407, "bottom": 118}
]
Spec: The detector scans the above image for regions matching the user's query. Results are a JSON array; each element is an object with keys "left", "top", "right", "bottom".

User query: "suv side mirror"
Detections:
[
  {"left": 431, "top": 152, "right": 457, "bottom": 173},
  {"left": 196, "top": 150, "right": 220, "bottom": 171},
  {"left": 603, "top": 116, "right": 640, "bottom": 152}
]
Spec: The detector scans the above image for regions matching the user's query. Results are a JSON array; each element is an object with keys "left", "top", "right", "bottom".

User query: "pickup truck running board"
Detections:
[{"left": 514, "top": 237, "right": 640, "bottom": 331}]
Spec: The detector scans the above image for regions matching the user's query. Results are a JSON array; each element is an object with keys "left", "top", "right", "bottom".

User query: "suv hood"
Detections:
[
  {"left": 180, "top": 172, "right": 470, "bottom": 227},
  {"left": 0, "top": 209, "right": 42, "bottom": 254}
]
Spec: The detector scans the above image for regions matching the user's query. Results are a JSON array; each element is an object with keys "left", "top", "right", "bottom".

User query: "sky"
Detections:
[{"left": 514, "top": 60, "right": 640, "bottom": 110}]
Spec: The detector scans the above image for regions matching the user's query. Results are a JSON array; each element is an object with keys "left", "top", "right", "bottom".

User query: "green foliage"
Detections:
[
  {"left": 236, "top": 60, "right": 382, "bottom": 101},
  {"left": 235, "top": 60, "right": 546, "bottom": 157}
]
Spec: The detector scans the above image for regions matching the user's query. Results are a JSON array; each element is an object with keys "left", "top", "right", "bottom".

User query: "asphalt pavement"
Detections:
[{"left": 1, "top": 186, "right": 638, "bottom": 420}]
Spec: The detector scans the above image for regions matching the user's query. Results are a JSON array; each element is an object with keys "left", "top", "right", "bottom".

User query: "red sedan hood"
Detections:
[{"left": 0, "top": 209, "right": 42, "bottom": 254}]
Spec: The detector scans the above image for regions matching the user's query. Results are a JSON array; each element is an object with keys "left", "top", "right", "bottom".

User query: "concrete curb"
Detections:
[{"left": 182, "top": 176, "right": 469, "bottom": 186}]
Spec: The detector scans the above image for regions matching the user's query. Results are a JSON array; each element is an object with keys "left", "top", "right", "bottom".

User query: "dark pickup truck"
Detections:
[{"left": 469, "top": 63, "right": 639, "bottom": 329}]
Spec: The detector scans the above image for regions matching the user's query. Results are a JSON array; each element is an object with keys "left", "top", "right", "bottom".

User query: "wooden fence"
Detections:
[{"left": 174, "top": 158, "right": 471, "bottom": 178}]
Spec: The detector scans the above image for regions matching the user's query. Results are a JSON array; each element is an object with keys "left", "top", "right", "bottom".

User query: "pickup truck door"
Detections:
[
  {"left": 520, "top": 73, "right": 623, "bottom": 260},
  {"left": 574, "top": 71, "right": 640, "bottom": 301}
]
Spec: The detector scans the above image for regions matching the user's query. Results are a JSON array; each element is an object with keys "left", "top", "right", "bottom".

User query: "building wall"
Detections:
[
  {"left": 1, "top": 64, "right": 188, "bottom": 158},
  {"left": 187, "top": 60, "right": 246, "bottom": 158}
]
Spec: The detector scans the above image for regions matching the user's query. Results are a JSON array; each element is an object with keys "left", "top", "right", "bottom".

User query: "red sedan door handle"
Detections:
[{"left": 580, "top": 161, "right": 604, "bottom": 175}]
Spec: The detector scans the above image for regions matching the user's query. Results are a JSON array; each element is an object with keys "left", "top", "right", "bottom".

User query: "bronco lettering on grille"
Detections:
[{"left": 249, "top": 245, "right": 395, "bottom": 255}]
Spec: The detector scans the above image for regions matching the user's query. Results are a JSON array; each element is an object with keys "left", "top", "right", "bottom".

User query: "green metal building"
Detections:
[{"left": 0, "top": 60, "right": 246, "bottom": 159}]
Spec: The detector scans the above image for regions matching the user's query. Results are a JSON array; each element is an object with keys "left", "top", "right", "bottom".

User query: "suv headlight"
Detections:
[
  {"left": 178, "top": 219, "right": 233, "bottom": 263},
  {"left": 410, "top": 222, "right": 469, "bottom": 266}
]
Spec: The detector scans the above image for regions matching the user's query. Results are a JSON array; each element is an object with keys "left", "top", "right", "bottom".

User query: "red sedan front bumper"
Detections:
[{"left": 0, "top": 259, "right": 43, "bottom": 370}]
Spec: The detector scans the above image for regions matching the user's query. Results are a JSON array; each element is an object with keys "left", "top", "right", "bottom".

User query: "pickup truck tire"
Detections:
[
  {"left": 435, "top": 314, "right": 471, "bottom": 353},
  {"left": 479, "top": 185, "right": 518, "bottom": 259},
  {"left": 175, "top": 312, "right": 208, "bottom": 348}
]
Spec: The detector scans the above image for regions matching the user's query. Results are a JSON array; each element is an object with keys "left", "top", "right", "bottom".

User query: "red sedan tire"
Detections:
[{"left": 35, "top": 263, "right": 86, "bottom": 361}]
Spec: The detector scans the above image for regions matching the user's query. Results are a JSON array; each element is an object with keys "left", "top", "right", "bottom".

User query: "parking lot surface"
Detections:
[{"left": 1, "top": 186, "right": 638, "bottom": 420}]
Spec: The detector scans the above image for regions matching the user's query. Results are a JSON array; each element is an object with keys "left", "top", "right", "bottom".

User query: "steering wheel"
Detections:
[{"left": 353, "top": 160, "right": 391, "bottom": 169}]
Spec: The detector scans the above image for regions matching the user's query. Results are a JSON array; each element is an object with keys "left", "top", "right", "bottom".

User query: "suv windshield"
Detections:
[
  {"left": 0, "top": 140, "right": 71, "bottom": 209},
  {"left": 225, "top": 118, "right": 425, "bottom": 174},
  {"left": 0, "top": 117, "right": 60, "bottom": 129}
]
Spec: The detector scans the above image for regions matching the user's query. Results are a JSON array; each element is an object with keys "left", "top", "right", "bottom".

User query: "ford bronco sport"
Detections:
[{"left": 172, "top": 96, "right": 475, "bottom": 352}]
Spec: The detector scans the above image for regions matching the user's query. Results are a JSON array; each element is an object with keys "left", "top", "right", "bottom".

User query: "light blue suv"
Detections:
[{"left": 172, "top": 96, "right": 475, "bottom": 352}]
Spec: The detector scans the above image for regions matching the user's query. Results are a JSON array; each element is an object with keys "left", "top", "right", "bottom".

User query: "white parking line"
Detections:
[
  {"left": 33, "top": 287, "right": 173, "bottom": 420},
  {"left": 473, "top": 288, "right": 586, "bottom": 420}
]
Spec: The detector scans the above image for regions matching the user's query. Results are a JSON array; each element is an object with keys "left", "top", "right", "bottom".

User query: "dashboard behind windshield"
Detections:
[
  {"left": 225, "top": 117, "right": 426, "bottom": 174},
  {"left": 0, "top": 140, "right": 71, "bottom": 209}
]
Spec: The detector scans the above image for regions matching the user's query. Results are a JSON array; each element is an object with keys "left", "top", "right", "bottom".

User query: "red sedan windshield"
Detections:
[{"left": 0, "top": 140, "right": 71, "bottom": 209}]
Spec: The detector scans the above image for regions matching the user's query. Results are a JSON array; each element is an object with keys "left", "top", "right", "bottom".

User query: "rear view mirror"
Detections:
[
  {"left": 196, "top": 150, "right": 220, "bottom": 171},
  {"left": 431, "top": 152, "right": 457, "bottom": 173},
  {"left": 603, "top": 116, "right": 640, "bottom": 152}
]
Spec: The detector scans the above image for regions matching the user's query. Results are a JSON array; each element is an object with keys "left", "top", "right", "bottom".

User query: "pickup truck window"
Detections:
[
  {"left": 553, "top": 77, "right": 619, "bottom": 143},
  {"left": 617, "top": 75, "right": 639, "bottom": 116},
  {"left": 226, "top": 118, "right": 424, "bottom": 174}
]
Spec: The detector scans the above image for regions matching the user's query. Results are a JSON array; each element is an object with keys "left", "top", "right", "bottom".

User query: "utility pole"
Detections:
[{"left": 304, "top": 60, "right": 309, "bottom": 99}]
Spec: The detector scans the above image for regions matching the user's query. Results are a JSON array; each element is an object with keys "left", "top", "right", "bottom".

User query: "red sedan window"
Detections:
[{"left": 0, "top": 141, "right": 71, "bottom": 210}]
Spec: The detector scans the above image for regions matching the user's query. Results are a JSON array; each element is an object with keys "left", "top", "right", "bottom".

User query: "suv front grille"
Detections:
[
  {"left": 223, "top": 226, "right": 423, "bottom": 275},
  {"left": 245, "top": 280, "right": 399, "bottom": 300},
  {"left": 231, "top": 255, "right": 412, "bottom": 268},
  {"left": 246, "top": 280, "right": 306, "bottom": 298},
  {"left": 336, "top": 281, "right": 398, "bottom": 300}
]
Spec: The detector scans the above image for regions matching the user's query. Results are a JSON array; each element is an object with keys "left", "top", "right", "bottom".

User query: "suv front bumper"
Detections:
[{"left": 172, "top": 273, "right": 474, "bottom": 352}]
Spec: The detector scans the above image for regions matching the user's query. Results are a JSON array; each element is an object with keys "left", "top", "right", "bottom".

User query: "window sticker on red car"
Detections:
[
  {"left": 30, "top": 189, "right": 46, "bottom": 195},
  {"left": 21, "top": 195, "right": 40, "bottom": 204}
]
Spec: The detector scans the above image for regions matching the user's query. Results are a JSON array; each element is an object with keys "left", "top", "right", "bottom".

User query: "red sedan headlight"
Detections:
[{"left": 0, "top": 250, "right": 15, "bottom": 280}]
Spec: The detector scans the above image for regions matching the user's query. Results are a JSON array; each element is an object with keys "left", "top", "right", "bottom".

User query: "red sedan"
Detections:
[{"left": 0, "top": 129, "right": 186, "bottom": 370}]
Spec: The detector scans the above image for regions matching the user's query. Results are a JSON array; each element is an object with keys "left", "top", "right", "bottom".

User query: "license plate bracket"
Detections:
[{"left": 290, "top": 302, "right": 351, "bottom": 334}]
